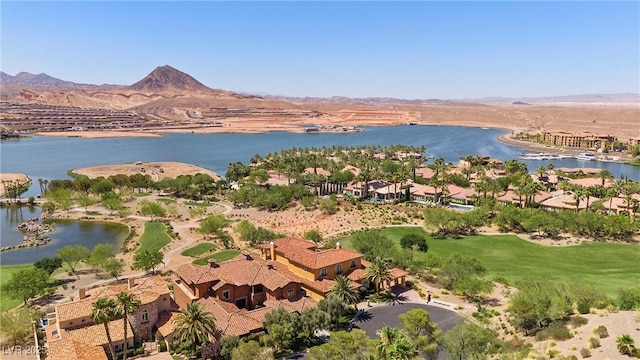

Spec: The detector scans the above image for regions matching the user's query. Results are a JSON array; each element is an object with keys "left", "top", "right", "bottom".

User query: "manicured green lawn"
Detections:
[
  {"left": 0, "top": 264, "right": 33, "bottom": 312},
  {"left": 132, "top": 192, "right": 151, "bottom": 197},
  {"left": 337, "top": 227, "right": 640, "bottom": 296},
  {"left": 193, "top": 250, "right": 240, "bottom": 266},
  {"left": 137, "top": 222, "right": 172, "bottom": 253},
  {"left": 181, "top": 242, "right": 217, "bottom": 257}
]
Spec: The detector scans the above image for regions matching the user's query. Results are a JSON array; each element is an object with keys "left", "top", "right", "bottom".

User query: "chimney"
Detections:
[
  {"left": 336, "top": 242, "right": 342, "bottom": 250},
  {"left": 128, "top": 278, "right": 135, "bottom": 290},
  {"left": 207, "top": 258, "right": 218, "bottom": 268},
  {"left": 78, "top": 288, "right": 86, "bottom": 300},
  {"left": 267, "top": 261, "right": 274, "bottom": 270},
  {"left": 269, "top": 241, "right": 276, "bottom": 261},
  {"left": 242, "top": 252, "right": 253, "bottom": 260}
]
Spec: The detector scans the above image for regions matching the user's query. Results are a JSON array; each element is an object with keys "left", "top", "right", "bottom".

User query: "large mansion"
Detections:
[
  {"left": 44, "top": 237, "right": 408, "bottom": 359},
  {"left": 45, "top": 276, "right": 173, "bottom": 360}
]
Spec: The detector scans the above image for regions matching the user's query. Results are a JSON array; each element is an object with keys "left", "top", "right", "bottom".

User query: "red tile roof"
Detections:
[
  {"left": 196, "top": 295, "right": 317, "bottom": 337},
  {"left": 56, "top": 275, "right": 169, "bottom": 323},
  {"left": 47, "top": 338, "right": 108, "bottom": 360},
  {"left": 174, "top": 257, "right": 294, "bottom": 291}
]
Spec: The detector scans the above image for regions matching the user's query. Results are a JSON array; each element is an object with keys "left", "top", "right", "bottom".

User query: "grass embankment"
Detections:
[
  {"left": 181, "top": 243, "right": 217, "bottom": 257},
  {"left": 0, "top": 264, "right": 32, "bottom": 312},
  {"left": 137, "top": 222, "right": 172, "bottom": 253},
  {"left": 193, "top": 250, "right": 240, "bottom": 266},
  {"left": 337, "top": 227, "right": 640, "bottom": 297}
]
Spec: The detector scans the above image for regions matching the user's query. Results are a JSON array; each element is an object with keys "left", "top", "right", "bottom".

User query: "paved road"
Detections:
[
  {"left": 353, "top": 302, "right": 461, "bottom": 337},
  {"left": 352, "top": 302, "right": 462, "bottom": 360}
]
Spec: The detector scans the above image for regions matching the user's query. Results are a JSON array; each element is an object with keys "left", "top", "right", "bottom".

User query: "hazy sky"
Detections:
[{"left": 1, "top": 1, "right": 639, "bottom": 99}]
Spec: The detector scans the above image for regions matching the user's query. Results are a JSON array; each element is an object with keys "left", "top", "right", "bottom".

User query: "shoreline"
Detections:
[{"left": 496, "top": 133, "right": 635, "bottom": 165}]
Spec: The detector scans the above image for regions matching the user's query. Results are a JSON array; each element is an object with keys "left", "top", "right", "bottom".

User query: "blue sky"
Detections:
[{"left": 1, "top": 1, "right": 638, "bottom": 99}]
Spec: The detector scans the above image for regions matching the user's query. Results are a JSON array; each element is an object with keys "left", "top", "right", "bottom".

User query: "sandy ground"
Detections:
[
  {"left": 35, "top": 131, "right": 163, "bottom": 138},
  {"left": 24, "top": 102, "right": 640, "bottom": 140},
  {"left": 72, "top": 161, "right": 220, "bottom": 181},
  {"left": 0, "top": 173, "right": 31, "bottom": 197}
]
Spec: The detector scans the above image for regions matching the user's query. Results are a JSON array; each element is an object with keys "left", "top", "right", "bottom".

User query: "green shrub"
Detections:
[
  {"left": 593, "top": 325, "right": 608, "bottom": 338},
  {"left": 547, "top": 348, "right": 561, "bottom": 358},
  {"left": 568, "top": 315, "right": 589, "bottom": 328},
  {"left": 547, "top": 322, "right": 572, "bottom": 341},
  {"left": 580, "top": 348, "right": 591, "bottom": 358},
  {"left": 588, "top": 337, "right": 600, "bottom": 349},
  {"left": 577, "top": 301, "right": 591, "bottom": 314},
  {"left": 617, "top": 286, "right": 640, "bottom": 310},
  {"left": 158, "top": 341, "right": 167, "bottom": 352}
]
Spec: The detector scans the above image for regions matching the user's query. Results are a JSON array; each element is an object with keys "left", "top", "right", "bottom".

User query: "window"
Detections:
[
  {"left": 335, "top": 264, "right": 343, "bottom": 275},
  {"left": 142, "top": 309, "right": 149, "bottom": 323},
  {"left": 253, "top": 285, "right": 264, "bottom": 294},
  {"left": 287, "top": 289, "right": 294, "bottom": 298},
  {"left": 320, "top": 268, "right": 328, "bottom": 277},
  {"left": 222, "top": 290, "right": 230, "bottom": 300},
  {"left": 350, "top": 260, "right": 357, "bottom": 269}
]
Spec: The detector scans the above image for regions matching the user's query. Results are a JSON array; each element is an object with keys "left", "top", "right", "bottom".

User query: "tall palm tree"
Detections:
[
  {"left": 115, "top": 291, "right": 141, "bottom": 360},
  {"left": 365, "top": 257, "right": 392, "bottom": 294},
  {"left": 328, "top": 276, "right": 360, "bottom": 309},
  {"left": 173, "top": 302, "right": 217, "bottom": 356},
  {"left": 616, "top": 334, "right": 635, "bottom": 355},
  {"left": 91, "top": 297, "right": 119, "bottom": 360},
  {"left": 597, "top": 169, "right": 614, "bottom": 187},
  {"left": 572, "top": 186, "right": 586, "bottom": 213}
]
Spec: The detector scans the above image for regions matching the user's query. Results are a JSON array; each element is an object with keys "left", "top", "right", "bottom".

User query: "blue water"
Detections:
[
  {"left": 1, "top": 125, "right": 639, "bottom": 265},
  {"left": 2, "top": 126, "right": 638, "bottom": 197},
  {"left": 0, "top": 206, "right": 128, "bottom": 265}
]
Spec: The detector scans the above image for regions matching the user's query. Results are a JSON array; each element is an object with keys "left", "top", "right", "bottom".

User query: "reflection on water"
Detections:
[{"left": 0, "top": 206, "right": 128, "bottom": 266}]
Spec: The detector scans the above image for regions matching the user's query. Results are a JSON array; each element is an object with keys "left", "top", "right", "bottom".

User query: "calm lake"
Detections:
[
  {"left": 1, "top": 125, "right": 639, "bottom": 265},
  {"left": 0, "top": 206, "right": 128, "bottom": 265},
  {"left": 2, "top": 126, "right": 639, "bottom": 191}
]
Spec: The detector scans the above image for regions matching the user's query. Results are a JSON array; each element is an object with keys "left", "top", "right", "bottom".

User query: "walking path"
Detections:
[{"left": 52, "top": 201, "right": 233, "bottom": 304}]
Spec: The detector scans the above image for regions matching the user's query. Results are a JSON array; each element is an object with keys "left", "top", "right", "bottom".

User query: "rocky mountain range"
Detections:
[{"left": 1, "top": 65, "right": 637, "bottom": 138}]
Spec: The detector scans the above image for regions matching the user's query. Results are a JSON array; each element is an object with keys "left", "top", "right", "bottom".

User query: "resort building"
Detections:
[
  {"left": 530, "top": 131, "right": 615, "bottom": 150},
  {"left": 44, "top": 276, "right": 174, "bottom": 360}
]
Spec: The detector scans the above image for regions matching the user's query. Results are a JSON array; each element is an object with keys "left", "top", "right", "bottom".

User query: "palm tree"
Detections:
[
  {"left": 598, "top": 169, "right": 614, "bottom": 187},
  {"left": 115, "top": 291, "right": 141, "bottom": 360},
  {"left": 173, "top": 302, "right": 217, "bottom": 357},
  {"left": 376, "top": 326, "right": 400, "bottom": 360},
  {"left": 328, "top": 276, "right": 360, "bottom": 309},
  {"left": 365, "top": 257, "right": 392, "bottom": 294},
  {"left": 91, "top": 297, "right": 119, "bottom": 360},
  {"left": 388, "top": 336, "right": 419, "bottom": 360},
  {"left": 572, "top": 186, "right": 586, "bottom": 213},
  {"left": 616, "top": 334, "right": 635, "bottom": 355}
]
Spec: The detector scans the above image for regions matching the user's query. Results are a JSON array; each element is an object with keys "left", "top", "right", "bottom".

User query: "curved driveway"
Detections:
[
  {"left": 353, "top": 302, "right": 462, "bottom": 337},
  {"left": 351, "top": 302, "right": 462, "bottom": 360}
]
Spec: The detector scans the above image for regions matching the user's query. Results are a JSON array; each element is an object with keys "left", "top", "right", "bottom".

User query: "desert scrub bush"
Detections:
[
  {"left": 569, "top": 315, "right": 589, "bottom": 328},
  {"left": 580, "top": 348, "right": 591, "bottom": 358},
  {"left": 593, "top": 325, "right": 609, "bottom": 338},
  {"left": 588, "top": 337, "right": 600, "bottom": 349},
  {"left": 538, "top": 322, "right": 572, "bottom": 341},
  {"left": 547, "top": 348, "right": 561, "bottom": 358}
]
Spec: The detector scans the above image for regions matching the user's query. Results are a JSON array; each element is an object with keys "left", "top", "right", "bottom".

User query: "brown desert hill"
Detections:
[{"left": 129, "top": 65, "right": 213, "bottom": 93}]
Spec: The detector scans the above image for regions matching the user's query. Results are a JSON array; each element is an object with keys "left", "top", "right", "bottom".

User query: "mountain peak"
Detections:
[{"left": 129, "top": 65, "right": 211, "bottom": 92}]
